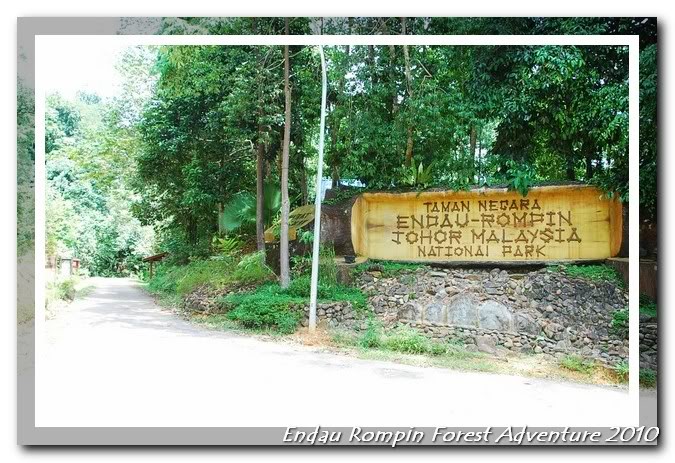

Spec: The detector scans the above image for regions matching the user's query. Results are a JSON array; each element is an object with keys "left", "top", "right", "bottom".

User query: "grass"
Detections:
[
  {"left": 640, "top": 369, "right": 657, "bottom": 388},
  {"left": 45, "top": 275, "right": 94, "bottom": 319},
  {"left": 147, "top": 251, "right": 274, "bottom": 297},
  {"left": 330, "top": 326, "right": 497, "bottom": 374},
  {"left": 613, "top": 360, "right": 629, "bottom": 383},
  {"left": 640, "top": 294, "right": 657, "bottom": 318},
  {"left": 610, "top": 308, "right": 629, "bottom": 338},
  {"left": 220, "top": 278, "right": 369, "bottom": 334},
  {"left": 353, "top": 260, "right": 426, "bottom": 278},
  {"left": 559, "top": 354, "right": 597, "bottom": 375},
  {"left": 553, "top": 264, "right": 624, "bottom": 287}
]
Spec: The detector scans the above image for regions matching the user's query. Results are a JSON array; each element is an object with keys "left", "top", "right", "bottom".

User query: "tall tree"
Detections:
[{"left": 280, "top": 19, "right": 292, "bottom": 288}]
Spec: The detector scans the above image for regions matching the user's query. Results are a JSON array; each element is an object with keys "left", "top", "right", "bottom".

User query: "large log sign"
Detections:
[{"left": 351, "top": 185, "right": 622, "bottom": 263}]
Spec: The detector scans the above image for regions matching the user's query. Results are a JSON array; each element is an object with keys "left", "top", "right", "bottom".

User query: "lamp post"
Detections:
[{"left": 308, "top": 45, "right": 328, "bottom": 331}]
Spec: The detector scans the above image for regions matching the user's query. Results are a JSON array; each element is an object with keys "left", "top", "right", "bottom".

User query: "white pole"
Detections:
[{"left": 308, "top": 45, "right": 328, "bottom": 331}]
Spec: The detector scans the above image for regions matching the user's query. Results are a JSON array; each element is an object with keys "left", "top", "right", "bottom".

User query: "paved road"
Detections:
[{"left": 37, "top": 278, "right": 634, "bottom": 427}]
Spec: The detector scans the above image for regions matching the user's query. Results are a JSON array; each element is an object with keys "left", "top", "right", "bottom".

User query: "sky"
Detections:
[{"left": 42, "top": 40, "right": 131, "bottom": 100}]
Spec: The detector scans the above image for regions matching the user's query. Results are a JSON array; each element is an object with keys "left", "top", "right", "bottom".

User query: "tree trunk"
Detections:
[
  {"left": 389, "top": 44, "right": 398, "bottom": 115},
  {"left": 280, "top": 20, "right": 292, "bottom": 288},
  {"left": 566, "top": 154, "right": 576, "bottom": 181},
  {"left": 256, "top": 133, "right": 265, "bottom": 252},
  {"left": 254, "top": 17, "right": 266, "bottom": 253},
  {"left": 402, "top": 18, "right": 414, "bottom": 166}
]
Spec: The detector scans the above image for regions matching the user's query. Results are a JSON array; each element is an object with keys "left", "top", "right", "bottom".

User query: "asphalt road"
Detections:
[{"left": 36, "top": 277, "right": 636, "bottom": 427}]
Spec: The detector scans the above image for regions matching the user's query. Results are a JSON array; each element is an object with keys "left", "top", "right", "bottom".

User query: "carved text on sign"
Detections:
[{"left": 351, "top": 186, "right": 622, "bottom": 262}]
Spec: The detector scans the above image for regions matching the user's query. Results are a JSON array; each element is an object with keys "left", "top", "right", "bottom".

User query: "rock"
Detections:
[
  {"left": 478, "top": 300, "right": 512, "bottom": 331},
  {"left": 475, "top": 335, "right": 497, "bottom": 354},
  {"left": 424, "top": 303, "right": 445, "bottom": 323},
  {"left": 514, "top": 313, "right": 540, "bottom": 335},
  {"left": 429, "top": 271, "right": 447, "bottom": 278},
  {"left": 447, "top": 294, "right": 479, "bottom": 327},
  {"left": 398, "top": 303, "right": 420, "bottom": 321},
  {"left": 534, "top": 346, "right": 543, "bottom": 354}
]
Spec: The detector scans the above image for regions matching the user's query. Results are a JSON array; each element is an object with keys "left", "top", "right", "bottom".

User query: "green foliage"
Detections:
[
  {"left": 50, "top": 278, "right": 76, "bottom": 302},
  {"left": 211, "top": 235, "right": 242, "bottom": 256},
  {"left": 614, "top": 360, "right": 629, "bottom": 383},
  {"left": 230, "top": 251, "right": 275, "bottom": 285},
  {"left": 639, "top": 294, "right": 657, "bottom": 318},
  {"left": 381, "top": 325, "right": 446, "bottom": 355},
  {"left": 45, "top": 90, "right": 156, "bottom": 276},
  {"left": 358, "top": 318, "right": 383, "bottom": 348},
  {"left": 611, "top": 308, "right": 629, "bottom": 338},
  {"left": 226, "top": 296, "right": 301, "bottom": 334},
  {"left": 147, "top": 251, "right": 273, "bottom": 296},
  {"left": 219, "top": 182, "right": 281, "bottom": 233},
  {"left": 559, "top": 355, "right": 596, "bottom": 375},
  {"left": 505, "top": 160, "right": 536, "bottom": 197},
  {"left": 555, "top": 264, "right": 624, "bottom": 287},
  {"left": 400, "top": 158, "right": 433, "bottom": 189},
  {"left": 322, "top": 188, "right": 363, "bottom": 205},
  {"left": 297, "top": 229, "right": 314, "bottom": 244},
  {"left": 640, "top": 369, "right": 657, "bottom": 388},
  {"left": 354, "top": 261, "right": 426, "bottom": 278}
]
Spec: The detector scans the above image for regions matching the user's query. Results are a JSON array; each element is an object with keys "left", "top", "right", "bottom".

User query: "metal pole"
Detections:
[{"left": 308, "top": 45, "right": 328, "bottom": 331}]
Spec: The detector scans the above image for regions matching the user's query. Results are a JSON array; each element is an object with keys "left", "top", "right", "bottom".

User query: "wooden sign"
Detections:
[{"left": 351, "top": 185, "right": 622, "bottom": 263}]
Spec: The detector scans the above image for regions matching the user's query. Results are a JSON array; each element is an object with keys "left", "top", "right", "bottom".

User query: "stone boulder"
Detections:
[
  {"left": 475, "top": 335, "right": 497, "bottom": 354},
  {"left": 478, "top": 300, "right": 512, "bottom": 331},
  {"left": 447, "top": 293, "right": 479, "bottom": 327}
]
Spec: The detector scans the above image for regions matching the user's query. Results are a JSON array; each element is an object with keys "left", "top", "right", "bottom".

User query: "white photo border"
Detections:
[{"left": 34, "top": 33, "right": 640, "bottom": 427}]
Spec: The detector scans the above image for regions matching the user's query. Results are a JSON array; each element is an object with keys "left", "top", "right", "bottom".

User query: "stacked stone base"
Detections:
[{"left": 290, "top": 266, "right": 657, "bottom": 371}]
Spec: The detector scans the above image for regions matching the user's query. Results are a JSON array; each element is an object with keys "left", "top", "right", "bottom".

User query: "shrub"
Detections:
[
  {"left": 51, "top": 278, "right": 76, "bottom": 301},
  {"left": 226, "top": 298, "right": 300, "bottom": 334},
  {"left": 640, "top": 369, "right": 657, "bottom": 388},
  {"left": 358, "top": 319, "right": 382, "bottom": 348},
  {"left": 353, "top": 261, "right": 425, "bottom": 278},
  {"left": 231, "top": 251, "right": 274, "bottom": 285},
  {"left": 614, "top": 360, "right": 629, "bottom": 382},
  {"left": 381, "top": 325, "right": 440, "bottom": 355},
  {"left": 639, "top": 294, "right": 657, "bottom": 318},
  {"left": 212, "top": 235, "right": 242, "bottom": 256},
  {"left": 555, "top": 264, "right": 624, "bottom": 287},
  {"left": 559, "top": 355, "right": 596, "bottom": 375},
  {"left": 610, "top": 308, "right": 629, "bottom": 338}
]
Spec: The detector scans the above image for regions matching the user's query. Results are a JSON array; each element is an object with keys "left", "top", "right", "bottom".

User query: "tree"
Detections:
[{"left": 280, "top": 18, "right": 292, "bottom": 288}]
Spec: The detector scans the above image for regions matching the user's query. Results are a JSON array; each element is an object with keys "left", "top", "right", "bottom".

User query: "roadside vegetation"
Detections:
[
  {"left": 553, "top": 264, "right": 625, "bottom": 287},
  {"left": 45, "top": 275, "right": 93, "bottom": 319},
  {"left": 557, "top": 354, "right": 656, "bottom": 389}
]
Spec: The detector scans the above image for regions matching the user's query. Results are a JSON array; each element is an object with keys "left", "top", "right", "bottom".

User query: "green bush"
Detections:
[
  {"left": 231, "top": 251, "right": 274, "bottom": 285},
  {"left": 212, "top": 235, "right": 242, "bottom": 256},
  {"left": 614, "top": 360, "right": 629, "bottom": 382},
  {"left": 640, "top": 369, "right": 657, "bottom": 388},
  {"left": 147, "top": 251, "right": 273, "bottom": 296},
  {"left": 358, "top": 319, "right": 382, "bottom": 348},
  {"left": 226, "top": 298, "right": 301, "bottom": 334},
  {"left": 639, "top": 294, "right": 657, "bottom": 318},
  {"left": 559, "top": 355, "right": 596, "bottom": 375},
  {"left": 611, "top": 308, "right": 629, "bottom": 338},
  {"left": 354, "top": 261, "right": 426, "bottom": 278},
  {"left": 381, "top": 325, "right": 445, "bottom": 355},
  {"left": 555, "top": 264, "right": 624, "bottom": 287},
  {"left": 54, "top": 278, "right": 76, "bottom": 301}
]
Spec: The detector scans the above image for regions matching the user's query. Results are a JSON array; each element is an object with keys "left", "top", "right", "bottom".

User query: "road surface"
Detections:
[{"left": 37, "top": 277, "right": 634, "bottom": 427}]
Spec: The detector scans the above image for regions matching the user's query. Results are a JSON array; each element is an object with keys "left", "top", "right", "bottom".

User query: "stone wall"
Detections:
[
  {"left": 640, "top": 320, "right": 658, "bottom": 370},
  {"left": 358, "top": 266, "right": 631, "bottom": 365},
  {"left": 290, "top": 265, "right": 656, "bottom": 369}
]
